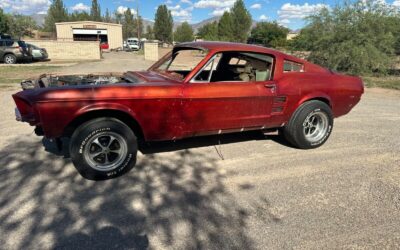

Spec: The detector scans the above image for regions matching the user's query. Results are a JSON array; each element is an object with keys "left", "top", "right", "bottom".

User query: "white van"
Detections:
[{"left": 126, "top": 38, "right": 140, "bottom": 51}]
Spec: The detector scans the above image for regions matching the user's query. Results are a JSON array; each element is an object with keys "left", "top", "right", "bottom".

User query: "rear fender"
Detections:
[{"left": 296, "top": 92, "right": 332, "bottom": 109}]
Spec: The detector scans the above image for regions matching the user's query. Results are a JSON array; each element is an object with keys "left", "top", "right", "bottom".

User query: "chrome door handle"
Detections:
[{"left": 264, "top": 84, "right": 276, "bottom": 89}]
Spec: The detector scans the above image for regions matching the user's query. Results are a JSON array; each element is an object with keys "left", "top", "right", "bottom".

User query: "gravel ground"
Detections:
[{"left": 0, "top": 55, "right": 399, "bottom": 249}]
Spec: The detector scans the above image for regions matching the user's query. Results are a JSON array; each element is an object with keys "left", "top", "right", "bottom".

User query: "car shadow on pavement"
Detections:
[
  {"left": 0, "top": 137, "right": 254, "bottom": 249},
  {"left": 141, "top": 131, "right": 295, "bottom": 154}
]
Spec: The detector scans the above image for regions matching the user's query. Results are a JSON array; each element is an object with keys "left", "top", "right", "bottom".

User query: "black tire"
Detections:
[
  {"left": 4, "top": 54, "right": 17, "bottom": 64},
  {"left": 283, "top": 100, "right": 333, "bottom": 149},
  {"left": 70, "top": 118, "right": 138, "bottom": 180}
]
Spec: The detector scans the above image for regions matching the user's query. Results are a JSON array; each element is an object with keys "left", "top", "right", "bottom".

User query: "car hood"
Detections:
[{"left": 14, "top": 70, "right": 183, "bottom": 103}]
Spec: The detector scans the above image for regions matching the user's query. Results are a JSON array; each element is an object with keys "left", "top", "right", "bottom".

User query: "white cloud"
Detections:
[
  {"left": 251, "top": 3, "right": 262, "bottom": 9},
  {"left": 117, "top": 6, "right": 137, "bottom": 15},
  {"left": 194, "top": 0, "right": 235, "bottom": 9},
  {"left": 167, "top": 3, "right": 193, "bottom": 21},
  {"left": 279, "top": 18, "right": 290, "bottom": 24},
  {"left": 181, "top": 0, "right": 193, "bottom": 4},
  {"left": 194, "top": 0, "right": 235, "bottom": 17},
  {"left": 171, "top": 9, "right": 191, "bottom": 17},
  {"left": 259, "top": 14, "right": 268, "bottom": 20},
  {"left": 393, "top": 0, "right": 400, "bottom": 7},
  {"left": 71, "top": 3, "right": 90, "bottom": 12},
  {"left": 278, "top": 18, "right": 290, "bottom": 27},
  {"left": 278, "top": 3, "right": 328, "bottom": 20},
  {"left": 211, "top": 7, "right": 230, "bottom": 16},
  {"left": 168, "top": 5, "right": 182, "bottom": 11},
  {"left": 0, "top": 0, "right": 50, "bottom": 14}
]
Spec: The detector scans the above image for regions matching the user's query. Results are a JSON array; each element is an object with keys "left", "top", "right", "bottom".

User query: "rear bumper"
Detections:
[{"left": 15, "top": 107, "right": 22, "bottom": 121}]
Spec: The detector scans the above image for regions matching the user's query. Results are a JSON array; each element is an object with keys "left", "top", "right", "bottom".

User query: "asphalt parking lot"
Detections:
[{"left": 0, "top": 53, "right": 399, "bottom": 249}]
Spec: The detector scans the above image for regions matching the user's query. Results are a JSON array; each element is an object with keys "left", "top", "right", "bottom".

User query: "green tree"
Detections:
[
  {"left": 197, "top": 21, "right": 219, "bottom": 41},
  {"left": 90, "top": 0, "right": 102, "bottom": 22},
  {"left": 231, "top": 0, "right": 252, "bottom": 42},
  {"left": 174, "top": 22, "right": 194, "bottom": 42},
  {"left": 218, "top": 11, "right": 234, "bottom": 41},
  {"left": 70, "top": 11, "right": 90, "bottom": 21},
  {"left": 0, "top": 8, "right": 10, "bottom": 34},
  {"left": 8, "top": 15, "right": 37, "bottom": 39},
  {"left": 249, "top": 21, "right": 289, "bottom": 47},
  {"left": 44, "top": 0, "right": 69, "bottom": 33},
  {"left": 154, "top": 5, "right": 173, "bottom": 43},
  {"left": 291, "top": 0, "right": 398, "bottom": 75},
  {"left": 104, "top": 8, "right": 112, "bottom": 23},
  {"left": 114, "top": 11, "right": 123, "bottom": 24},
  {"left": 145, "top": 25, "right": 154, "bottom": 40},
  {"left": 122, "top": 8, "right": 136, "bottom": 39}
]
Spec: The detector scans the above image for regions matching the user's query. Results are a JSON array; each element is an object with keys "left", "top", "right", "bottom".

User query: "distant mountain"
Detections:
[
  {"left": 192, "top": 16, "right": 220, "bottom": 32},
  {"left": 30, "top": 14, "right": 46, "bottom": 27}
]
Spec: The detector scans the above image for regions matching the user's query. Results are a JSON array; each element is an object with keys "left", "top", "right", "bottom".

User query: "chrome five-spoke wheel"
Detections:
[
  {"left": 303, "top": 111, "right": 329, "bottom": 143},
  {"left": 83, "top": 132, "right": 128, "bottom": 172}
]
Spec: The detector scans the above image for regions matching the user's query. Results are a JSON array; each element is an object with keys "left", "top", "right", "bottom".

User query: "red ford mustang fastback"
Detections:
[{"left": 12, "top": 42, "right": 364, "bottom": 180}]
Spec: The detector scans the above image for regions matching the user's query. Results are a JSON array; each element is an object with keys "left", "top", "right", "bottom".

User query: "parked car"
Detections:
[
  {"left": 26, "top": 43, "right": 48, "bottom": 61},
  {"left": 0, "top": 33, "right": 12, "bottom": 39},
  {"left": 126, "top": 38, "right": 140, "bottom": 51},
  {"left": 0, "top": 40, "right": 31, "bottom": 64},
  {"left": 100, "top": 42, "right": 109, "bottom": 50},
  {"left": 12, "top": 42, "right": 364, "bottom": 180}
]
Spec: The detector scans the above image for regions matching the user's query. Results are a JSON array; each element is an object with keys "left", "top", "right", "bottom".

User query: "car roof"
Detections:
[
  {"left": 176, "top": 41, "right": 280, "bottom": 54},
  {"left": 174, "top": 41, "right": 305, "bottom": 63},
  {"left": 174, "top": 41, "right": 328, "bottom": 73}
]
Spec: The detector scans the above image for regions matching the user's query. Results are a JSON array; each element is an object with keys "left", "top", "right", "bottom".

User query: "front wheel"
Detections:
[
  {"left": 70, "top": 118, "right": 138, "bottom": 180},
  {"left": 283, "top": 100, "right": 333, "bottom": 149}
]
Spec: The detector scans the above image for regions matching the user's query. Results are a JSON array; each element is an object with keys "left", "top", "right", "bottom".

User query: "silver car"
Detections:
[{"left": 27, "top": 43, "right": 48, "bottom": 61}]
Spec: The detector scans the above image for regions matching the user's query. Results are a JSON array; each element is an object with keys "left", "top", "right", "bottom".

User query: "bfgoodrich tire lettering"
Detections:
[
  {"left": 284, "top": 100, "right": 333, "bottom": 149},
  {"left": 70, "top": 118, "right": 137, "bottom": 180}
]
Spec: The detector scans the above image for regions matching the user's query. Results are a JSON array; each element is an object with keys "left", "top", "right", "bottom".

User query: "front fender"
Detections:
[{"left": 75, "top": 102, "right": 138, "bottom": 118}]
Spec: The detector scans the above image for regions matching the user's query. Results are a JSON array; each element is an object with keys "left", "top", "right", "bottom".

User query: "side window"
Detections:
[
  {"left": 194, "top": 53, "right": 222, "bottom": 82},
  {"left": 284, "top": 60, "right": 304, "bottom": 72},
  {"left": 229, "top": 58, "right": 247, "bottom": 66},
  {"left": 192, "top": 51, "right": 274, "bottom": 83},
  {"left": 5, "top": 41, "right": 14, "bottom": 47}
]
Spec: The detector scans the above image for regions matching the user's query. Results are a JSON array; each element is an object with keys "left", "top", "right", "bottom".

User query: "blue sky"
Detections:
[{"left": 1, "top": 0, "right": 400, "bottom": 30}]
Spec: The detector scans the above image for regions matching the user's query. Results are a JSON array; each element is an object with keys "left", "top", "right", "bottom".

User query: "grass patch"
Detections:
[
  {"left": 0, "top": 66, "right": 61, "bottom": 86},
  {"left": 363, "top": 76, "right": 400, "bottom": 90}
]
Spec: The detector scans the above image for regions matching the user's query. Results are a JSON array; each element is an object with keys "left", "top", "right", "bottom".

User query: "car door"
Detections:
[
  {"left": 181, "top": 52, "right": 276, "bottom": 137},
  {"left": 0, "top": 41, "right": 5, "bottom": 60}
]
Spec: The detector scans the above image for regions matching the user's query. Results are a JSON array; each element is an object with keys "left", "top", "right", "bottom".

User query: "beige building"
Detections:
[
  {"left": 55, "top": 21, "right": 123, "bottom": 50},
  {"left": 287, "top": 32, "right": 299, "bottom": 41}
]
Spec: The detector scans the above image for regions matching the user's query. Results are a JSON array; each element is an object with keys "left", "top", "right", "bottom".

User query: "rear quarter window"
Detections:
[{"left": 284, "top": 60, "right": 304, "bottom": 73}]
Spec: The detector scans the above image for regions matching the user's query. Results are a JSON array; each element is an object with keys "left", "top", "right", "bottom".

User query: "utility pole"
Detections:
[{"left": 137, "top": 1, "right": 140, "bottom": 40}]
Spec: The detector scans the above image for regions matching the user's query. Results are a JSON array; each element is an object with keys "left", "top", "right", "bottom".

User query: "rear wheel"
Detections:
[
  {"left": 283, "top": 100, "right": 333, "bottom": 149},
  {"left": 70, "top": 118, "right": 138, "bottom": 180},
  {"left": 4, "top": 54, "right": 17, "bottom": 64}
]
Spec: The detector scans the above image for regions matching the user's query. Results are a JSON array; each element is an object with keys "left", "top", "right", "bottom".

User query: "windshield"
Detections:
[
  {"left": 28, "top": 44, "right": 39, "bottom": 49},
  {"left": 128, "top": 40, "right": 138, "bottom": 45},
  {"left": 152, "top": 48, "right": 208, "bottom": 80}
]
